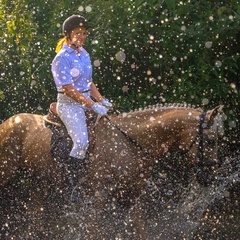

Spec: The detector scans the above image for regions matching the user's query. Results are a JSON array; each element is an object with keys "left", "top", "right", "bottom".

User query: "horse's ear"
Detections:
[{"left": 206, "top": 105, "right": 224, "bottom": 125}]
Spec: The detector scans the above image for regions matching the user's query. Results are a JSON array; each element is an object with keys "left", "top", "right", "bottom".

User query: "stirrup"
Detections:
[{"left": 70, "top": 186, "right": 80, "bottom": 203}]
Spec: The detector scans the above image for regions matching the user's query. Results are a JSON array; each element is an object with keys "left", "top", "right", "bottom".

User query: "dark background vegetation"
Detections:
[{"left": 0, "top": 0, "right": 239, "bottom": 148}]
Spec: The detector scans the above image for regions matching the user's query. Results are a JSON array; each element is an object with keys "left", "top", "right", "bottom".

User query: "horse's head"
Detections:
[{"left": 184, "top": 105, "right": 224, "bottom": 166}]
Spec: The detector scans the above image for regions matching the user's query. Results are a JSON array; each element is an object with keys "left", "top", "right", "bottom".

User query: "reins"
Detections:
[{"left": 104, "top": 115, "right": 149, "bottom": 155}]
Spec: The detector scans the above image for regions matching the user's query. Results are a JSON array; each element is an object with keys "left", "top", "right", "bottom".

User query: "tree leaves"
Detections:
[{"left": 0, "top": 0, "right": 239, "bottom": 131}]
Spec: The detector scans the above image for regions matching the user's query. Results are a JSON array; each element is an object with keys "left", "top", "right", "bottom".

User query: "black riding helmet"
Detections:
[{"left": 62, "top": 15, "right": 91, "bottom": 37}]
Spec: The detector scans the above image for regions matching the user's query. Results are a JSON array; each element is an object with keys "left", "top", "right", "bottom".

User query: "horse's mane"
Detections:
[{"left": 118, "top": 103, "right": 203, "bottom": 117}]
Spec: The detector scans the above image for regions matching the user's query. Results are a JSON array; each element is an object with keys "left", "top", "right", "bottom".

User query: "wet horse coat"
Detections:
[
  {"left": 0, "top": 104, "right": 224, "bottom": 238},
  {"left": 0, "top": 113, "right": 56, "bottom": 186}
]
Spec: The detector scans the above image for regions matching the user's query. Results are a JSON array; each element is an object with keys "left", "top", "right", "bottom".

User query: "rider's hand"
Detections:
[
  {"left": 92, "top": 103, "right": 108, "bottom": 116},
  {"left": 101, "top": 99, "right": 113, "bottom": 109}
]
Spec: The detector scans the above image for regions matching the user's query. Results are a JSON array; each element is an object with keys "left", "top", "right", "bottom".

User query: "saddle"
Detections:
[
  {"left": 43, "top": 102, "right": 98, "bottom": 163},
  {"left": 43, "top": 102, "right": 63, "bottom": 127}
]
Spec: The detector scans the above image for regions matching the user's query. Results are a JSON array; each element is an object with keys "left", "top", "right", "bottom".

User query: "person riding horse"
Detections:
[{"left": 51, "top": 15, "right": 113, "bottom": 164}]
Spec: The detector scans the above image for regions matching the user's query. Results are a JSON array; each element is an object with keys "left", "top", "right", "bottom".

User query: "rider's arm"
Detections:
[
  {"left": 61, "top": 84, "right": 94, "bottom": 108},
  {"left": 90, "top": 82, "right": 104, "bottom": 103}
]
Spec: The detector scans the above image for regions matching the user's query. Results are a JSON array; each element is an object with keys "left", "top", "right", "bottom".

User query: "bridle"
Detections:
[
  {"left": 184, "top": 111, "right": 219, "bottom": 167},
  {"left": 186, "top": 111, "right": 208, "bottom": 166}
]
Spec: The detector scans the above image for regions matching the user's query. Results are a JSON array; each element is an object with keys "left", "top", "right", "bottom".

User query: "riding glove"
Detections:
[
  {"left": 101, "top": 99, "right": 113, "bottom": 108},
  {"left": 92, "top": 103, "right": 108, "bottom": 116}
]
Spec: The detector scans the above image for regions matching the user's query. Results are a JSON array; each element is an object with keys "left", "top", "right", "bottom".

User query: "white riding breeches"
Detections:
[{"left": 56, "top": 92, "right": 91, "bottom": 160}]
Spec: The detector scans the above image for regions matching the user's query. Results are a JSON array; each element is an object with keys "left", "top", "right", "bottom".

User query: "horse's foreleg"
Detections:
[
  {"left": 82, "top": 191, "right": 116, "bottom": 239},
  {"left": 126, "top": 199, "right": 148, "bottom": 240}
]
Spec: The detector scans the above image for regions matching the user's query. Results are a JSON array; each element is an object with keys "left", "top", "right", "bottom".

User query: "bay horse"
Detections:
[{"left": 0, "top": 103, "right": 224, "bottom": 239}]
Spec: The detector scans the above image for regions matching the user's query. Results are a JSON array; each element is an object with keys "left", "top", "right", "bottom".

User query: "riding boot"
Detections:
[
  {"left": 196, "top": 164, "right": 214, "bottom": 186},
  {"left": 64, "top": 156, "right": 86, "bottom": 203}
]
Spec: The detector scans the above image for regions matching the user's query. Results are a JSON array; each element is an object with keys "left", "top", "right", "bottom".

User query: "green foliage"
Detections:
[
  {"left": 86, "top": 0, "right": 240, "bottom": 126},
  {"left": 0, "top": 0, "right": 57, "bottom": 117},
  {"left": 0, "top": 0, "right": 239, "bottom": 133}
]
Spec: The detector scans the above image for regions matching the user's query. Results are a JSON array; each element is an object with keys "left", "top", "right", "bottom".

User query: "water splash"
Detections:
[{"left": 1, "top": 156, "right": 240, "bottom": 239}]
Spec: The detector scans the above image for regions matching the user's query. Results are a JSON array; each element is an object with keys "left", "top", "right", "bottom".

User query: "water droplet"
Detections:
[
  {"left": 78, "top": 6, "right": 84, "bottom": 12},
  {"left": 181, "top": 25, "right": 186, "bottom": 31},
  {"left": 147, "top": 70, "right": 151, "bottom": 75},
  {"left": 93, "top": 59, "right": 100, "bottom": 67},
  {"left": 149, "top": 35, "right": 154, "bottom": 40},
  {"left": 116, "top": 51, "right": 126, "bottom": 62},
  {"left": 85, "top": 6, "right": 92, "bottom": 12},
  {"left": 122, "top": 86, "right": 129, "bottom": 92},
  {"left": 31, "top": 80, "right": 36, "bottom": 86},
  {"left": 37, "top": 106, "right": 43, "bottom": 111},
  {"left": 33, "top": 58, "right": 38, "bottom": 63},
  {"left": 70, "top": 67, "right": 80, "bottom": 77},
  {"left": 202, "top": 98, "right": 209, "bottom": 105},
  {"left": 215, "top": 60, "right": 222, "bottom": 67},
  {"left": 229, "top": 121, "right": 236, "bottom": 128},
  {"left": 205, "top": 41, "right": 213, "bottom": 48},
  {"left": 92, "top": 39, "right": 98, "bottom": 44}
]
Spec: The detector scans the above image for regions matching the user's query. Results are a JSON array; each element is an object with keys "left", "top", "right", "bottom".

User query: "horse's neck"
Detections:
[
  {"left": 108, "top": 108, "right": 200, "bottom": 157},
  {"left": 111, "top": 108, "right": 199, "bottom": 132}
]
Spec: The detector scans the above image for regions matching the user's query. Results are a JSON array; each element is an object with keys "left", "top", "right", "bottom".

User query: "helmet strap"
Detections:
[
  {"left": 66, "top": 32, "right": 81, "bottom": 52},
  {"left": 66, "top": 36, "right": 80, "bottom": 52},
  {"left": 70, "top": 41, "right": 79, "bottom": 50}
]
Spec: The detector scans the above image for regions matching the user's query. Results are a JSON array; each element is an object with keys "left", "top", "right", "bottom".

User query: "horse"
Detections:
[{"left": 0, "top": 103, "right": 224, "bottom": 239}]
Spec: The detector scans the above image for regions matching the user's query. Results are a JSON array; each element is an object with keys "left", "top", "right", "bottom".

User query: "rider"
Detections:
[{"left": 51, "top": 15, "right": 112, "bottom": 163}]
